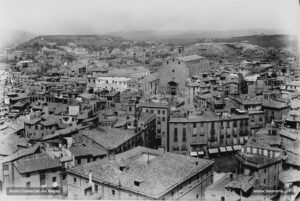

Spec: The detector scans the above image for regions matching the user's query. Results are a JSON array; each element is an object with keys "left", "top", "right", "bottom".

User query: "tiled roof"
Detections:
[
  {"left": 81, "top": 128, "right": 137, "bottom": 150},
  {"left": 139, "top": 113, "right": 155, "bottom": 122},
  {"left": 39, "top": 119, "right": 59, "bottom": 126},
  {"left": 13, "top": 152, "right": 61, "bottom": 173},
  {"left": 25, "top": 118, "right": 42, "bottom": 125},
  {"left": 279, "top": 170, "right": 300, "bottom": 183},
  {"left": 140, "top": 102, "right": 170, "bottom": 108},
  {"left": 0, "top": 143, "right": 19, "bottom": 156},
  {"left": 43, "top": 125, "right": 89, "bottom": 140},
  {"left": 78, "top": 93, "right": 97, "bottom": 100},
  {"left": 170, "top": 110, "right": 248, "bottom": 123},
  {"left": 226, "top": 175, "right": 254, "bottom": 192},
  {"left": 278, "top": 128, "right": 300, "bottom": 141},
  {"left": 246, "top": 130, "right": 282, "bottom": 151},
  {"left": 286, "top": 152, "right": 300, "bottom": 167},
  {"left": 106, "top": 91, "right": 120, "bottom": 97},
  {"left": 230, "top": 95, "right": 263, "bottom": 105},
  {"left": 0, "top": 134, "right": 28, "bottom": 156},
  {"left": 142, "top": 72, "right": 158, "bottom": 83},
  {"left": 176, "top": 55, "right": 205, "bottom": 62},
  {"left": 69, "top": 143, "right": 107, "bottom": 157},
  {"left": 68, "top": 146, "right": 214, "bottom": 198},
  {"left": 262, "top": 100, "right": 290, "bottom": 109},
  {"left": 1, "top": 145, "right": 40, "bottom": 163}
]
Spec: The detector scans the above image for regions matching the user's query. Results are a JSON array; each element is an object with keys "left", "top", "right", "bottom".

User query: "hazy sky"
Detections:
[{"left": 0, "top": 0, "right": 299, "bottom": 35}]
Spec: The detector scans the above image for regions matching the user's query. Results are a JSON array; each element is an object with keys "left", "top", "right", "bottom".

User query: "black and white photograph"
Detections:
[{"left": 0, "top": 0, "right": 299, "bottom": 200}]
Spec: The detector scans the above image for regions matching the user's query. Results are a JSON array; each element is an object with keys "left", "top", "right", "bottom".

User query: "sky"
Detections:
[{"left": 0, "top": 0, "right": 299, "bottom": 35}]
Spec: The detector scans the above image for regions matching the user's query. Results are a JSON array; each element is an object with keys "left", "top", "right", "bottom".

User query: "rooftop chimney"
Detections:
[{"left": 88, "top": 170, "right": 92, "bottom": 184}]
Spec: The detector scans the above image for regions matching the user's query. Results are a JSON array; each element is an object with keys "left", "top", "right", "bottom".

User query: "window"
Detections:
[
  {"left": 151, "top": 110, "right": 154, "bottom": 114},
  {"left": 52, "top": 177, "right": 56, "bottom": 182},
  {"left": 134, "top": 181, "right": 141, "bottom": 186},
  {"left": 174, "top": 128, "right": 178, "bottom": 142},
  {"left": 87, "top": 158, "right": 91, "bottom": 163},
  {"left": 167, "top": 61, "right": 169, "bottom": 64},
  {"left": 157, "top": 117, "right": 161, "bottom": 124},
  {"left": 129, "top": 107, "right": 132, "bottom": 112},
  {"left": 73, "top": 177, "right": 77, "bottom": 183},
  {"left": 77, "top": 158, "right": 81, "bottom": 165},
  {"left": 26, "top": 173, "right": 30, "bottom": 178},
  {"left": 162, "top": 110, "right": 165, "bottom": 115},
  {"left": 233, "top": 120, "right": 237, "bottom": 128},
  {"left": 193, "top": 123, "right": 197, "bottom": 128},
  {"left": 240, "top": 120, "right": 243, "bottom": 126},
  {"left": 178, "top": 62, "right": 181, "bottom": 64},
  {"left": 112, "top": 190, "right": 115, "bottom": 196},
  {"left": 3, "top": 164, "right": 8, "bottom": 171},
  {"left": 158, "top": 110, "right": 160, "bottom": 114},
  {"left": 95, "top": 184, "right": 98, "bottom": 193},
  {"left": 182, "top": 128, "right": 186, "bottom": 142},
  {"left": 264, "top": 179, "right": 266, "bottom": 184},
  {"left": 264, "top": 168, "right": 267, "bottom": 173},
  {"left": 227, "top": 121, "right": 230, "bottom": 128},
  {"left": 172, "top": 69, "right": 175, "bottom": 73},
  {"left": 4, "top": 175, "right": 9, "bottom": 183},
  {"left": 35, "top": 125, "right": 38, "bottom": 129},
  {"left": 26, "top": 182, "right": 31, "bottom": 188},
  {"left": 162, "top": 117, "right": 165, "bottom": 122},
  {"left": 259, "top": 116, "right": 262, "bottom": 121}
]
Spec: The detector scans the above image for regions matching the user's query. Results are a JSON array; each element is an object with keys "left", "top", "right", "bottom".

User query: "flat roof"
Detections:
[{"left": 68, "top": 146, "right": 214, "bottom": 198}]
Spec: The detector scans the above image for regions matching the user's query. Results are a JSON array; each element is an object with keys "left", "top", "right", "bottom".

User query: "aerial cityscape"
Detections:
[{"left": 0, "top": 0, "right": 300, "bottom": 200}]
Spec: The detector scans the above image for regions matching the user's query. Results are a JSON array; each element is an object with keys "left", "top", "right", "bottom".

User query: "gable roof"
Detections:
[{"left": 13, "top": 152, "right": 61, "bottom": 174}]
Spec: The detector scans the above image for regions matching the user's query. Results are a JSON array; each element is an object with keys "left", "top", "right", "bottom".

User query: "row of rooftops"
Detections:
[{"left": 169, "top": 108, "right": 250, "bottom": 123}]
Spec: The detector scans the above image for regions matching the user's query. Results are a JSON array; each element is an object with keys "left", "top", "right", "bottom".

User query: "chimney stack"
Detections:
[{"left": 89, "top": 170, "right": 93, "bottom": 184}]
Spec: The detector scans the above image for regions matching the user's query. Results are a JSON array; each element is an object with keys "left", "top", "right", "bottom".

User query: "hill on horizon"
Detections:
[
  {"left": 0, "top": 29, "right": 37, "bottom": 48},
  {"left": 109, "top": 29, "right": 291, "bottom": 42},
  {"left": 17, "top": 35, "right": 132, "bottom": 51}
]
